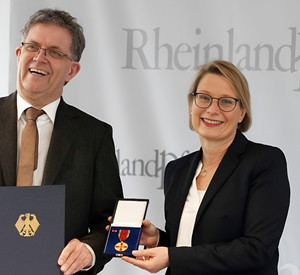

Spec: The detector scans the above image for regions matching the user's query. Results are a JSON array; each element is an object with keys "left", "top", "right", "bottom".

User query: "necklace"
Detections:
[
  {"left": 200, "top": 161, "right": 220, "bottom": 177},
  {"left": 200, "top": 167, "right": 208, "bottom": 177},
  {"left": 200, "top": 152, "right": 225, "bottom": 178}
]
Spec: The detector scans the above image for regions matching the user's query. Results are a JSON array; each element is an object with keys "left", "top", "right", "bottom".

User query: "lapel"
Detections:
[
  {"left": 194, "top": 130, "right": 248, "bottom": 226},
  {"left": 41, "top": 98, "right": 76, "bottom": 185},
  {"left": 0, "top": 92, "right": 18, "bottom": 186},
  {"left": 167, "top": 150, "right": 202, "bottom": 245}
]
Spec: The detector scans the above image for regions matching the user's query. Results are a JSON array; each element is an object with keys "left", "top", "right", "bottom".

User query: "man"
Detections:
[{"left": 0, "top": 8, "right": 123, "bottom": 275}]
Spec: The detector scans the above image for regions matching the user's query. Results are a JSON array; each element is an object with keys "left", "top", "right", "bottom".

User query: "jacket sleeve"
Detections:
[{"left": 80, "top": 125, "right": 123, "bottom": 274}]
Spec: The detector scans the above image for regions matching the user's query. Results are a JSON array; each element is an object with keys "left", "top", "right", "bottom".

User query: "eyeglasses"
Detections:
[
  {"left": 21, "top": 42, "right": 75, "bottom": 61},
  {"left": 192, "top": 92, "right": 240, "bottom": 112}
]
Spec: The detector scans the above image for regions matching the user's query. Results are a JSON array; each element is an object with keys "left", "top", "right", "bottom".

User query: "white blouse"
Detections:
[{"left": 176, "top": 161, "right": 206, "bottom": 247}]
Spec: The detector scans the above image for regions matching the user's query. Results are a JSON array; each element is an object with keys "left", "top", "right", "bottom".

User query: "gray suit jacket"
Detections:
[{"left": 0, "top": 92, "right": 123, "bottom": 274}]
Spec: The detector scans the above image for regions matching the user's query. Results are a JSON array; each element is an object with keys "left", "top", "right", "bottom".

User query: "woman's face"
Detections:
[{"left": 191, "top": 73, "right": 246, "bottom": 144}]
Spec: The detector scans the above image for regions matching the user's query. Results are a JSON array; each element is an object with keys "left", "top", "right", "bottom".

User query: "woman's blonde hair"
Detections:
[{"left": 188, "top": 60, "right": 252, "bottom": 132}]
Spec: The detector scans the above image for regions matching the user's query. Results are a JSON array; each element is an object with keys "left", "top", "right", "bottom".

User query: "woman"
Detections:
[{"left": 123, "top": 60, "right": 290, "bottom": 275}]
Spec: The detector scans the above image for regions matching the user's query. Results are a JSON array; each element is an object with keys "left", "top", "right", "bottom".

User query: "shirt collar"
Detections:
[{"left": 17, "top": 92, "right": 60, "bottom": 123}]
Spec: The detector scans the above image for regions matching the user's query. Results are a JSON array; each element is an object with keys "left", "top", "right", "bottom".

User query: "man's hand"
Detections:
[{"left": 58, "top": 238, "right": 93, "bottom": 275}]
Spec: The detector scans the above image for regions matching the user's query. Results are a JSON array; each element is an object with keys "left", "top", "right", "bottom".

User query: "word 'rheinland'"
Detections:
[
  {"left": 122, "top": 27, "right": 300, "bottom": 72},
  {"left": 116, "top": 149, "right": 190, "bottom": 189}
]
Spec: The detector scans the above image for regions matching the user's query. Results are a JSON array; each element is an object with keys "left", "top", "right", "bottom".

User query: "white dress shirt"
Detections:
[{"left": 176, "top": 161, "right": 206, "bottom": 247}]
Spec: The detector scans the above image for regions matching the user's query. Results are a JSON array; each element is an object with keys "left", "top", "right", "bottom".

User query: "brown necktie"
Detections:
[{"left": 17, "top": 107, "right": 45, "bottom": 186}]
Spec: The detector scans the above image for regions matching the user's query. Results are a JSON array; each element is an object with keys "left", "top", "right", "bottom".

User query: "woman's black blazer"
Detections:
[{"left": 159, "top": 130, "right": 290, "bottom": 275}]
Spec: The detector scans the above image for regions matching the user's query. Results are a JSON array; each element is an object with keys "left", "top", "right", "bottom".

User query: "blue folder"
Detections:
[{"left": 0, "top": 185, "right": 65, "bottom": 275}]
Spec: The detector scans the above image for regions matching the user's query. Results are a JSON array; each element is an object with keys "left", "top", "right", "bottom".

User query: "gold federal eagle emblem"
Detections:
[{"left": 15, "top": 213, "right": 40, "bottom": 237}]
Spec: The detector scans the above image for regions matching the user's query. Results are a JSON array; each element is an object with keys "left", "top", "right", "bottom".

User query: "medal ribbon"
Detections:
[{"left": 118, "top": 229, "right": 130, "bottom": 241}]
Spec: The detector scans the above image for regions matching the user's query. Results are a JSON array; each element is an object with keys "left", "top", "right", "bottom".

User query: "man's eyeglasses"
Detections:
[
  {"left": 21, "top": 42, "right": 75, "bottom": 61},
  {"left": 192, "top": 92, "right": 240, "bottom": 112}
]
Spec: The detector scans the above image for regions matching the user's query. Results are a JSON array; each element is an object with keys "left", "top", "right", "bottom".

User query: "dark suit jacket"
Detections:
[
  {"left": 159, "top": 130, "right": 290, "bottom": 275},
  {"left": 0, "top": 92, "right": 123, "bottom": 274}
]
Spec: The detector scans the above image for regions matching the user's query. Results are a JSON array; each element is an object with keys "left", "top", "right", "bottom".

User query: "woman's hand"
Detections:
[
  {"left": 140, "top": 219, "right": 160, "bottom": 248},
  {"left": 122, "top": 247, "right": 169, "bottom": 273}
]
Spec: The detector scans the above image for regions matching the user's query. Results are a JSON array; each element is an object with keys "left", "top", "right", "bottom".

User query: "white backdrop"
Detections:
[{"left": 1, "top": 1, "right": 299, "bottom": 274}]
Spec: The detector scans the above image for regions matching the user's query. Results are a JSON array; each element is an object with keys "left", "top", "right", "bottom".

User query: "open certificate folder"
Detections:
[
  {"left": 104, "top": 198, "right": 149, "bottom": 257},
  {"left": 0, "top": 185, "right": 65, "bottom": 275}
]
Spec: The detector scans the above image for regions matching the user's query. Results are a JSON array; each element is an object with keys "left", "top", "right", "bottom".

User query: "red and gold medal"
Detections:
[{"left": 114, "top": 229, "right": 130, "bottom": 252}]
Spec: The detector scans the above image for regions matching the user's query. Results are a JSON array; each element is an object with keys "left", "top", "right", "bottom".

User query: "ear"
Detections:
[
  {"left": 239, "top": 108, "right": 246, "bottom": 123},
  {"left": 65, "top": 61, "right": 81, "bottom": 83},
  {"left": 16, "top": 47, "right": 22, "bottom": 62}
]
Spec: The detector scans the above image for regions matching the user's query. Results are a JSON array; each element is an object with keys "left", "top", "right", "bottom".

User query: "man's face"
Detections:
[{"left": 16, "top": 23, "right": 80, "bottom": 107}]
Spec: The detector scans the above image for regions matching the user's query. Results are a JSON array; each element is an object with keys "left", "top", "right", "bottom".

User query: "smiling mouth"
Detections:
[
  {"left": 29, "top": 68, "right": 49, "bottom": 76},
  {"left": 202, "top": 118, "right": 223, "bottom": 125}
]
